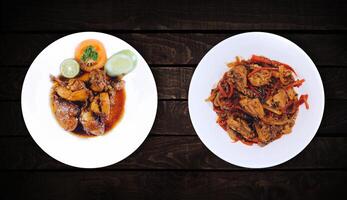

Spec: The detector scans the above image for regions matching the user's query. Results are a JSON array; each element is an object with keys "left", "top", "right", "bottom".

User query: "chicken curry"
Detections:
[{"left": 50, "top": 39, "right": 135, "bottom": 137}]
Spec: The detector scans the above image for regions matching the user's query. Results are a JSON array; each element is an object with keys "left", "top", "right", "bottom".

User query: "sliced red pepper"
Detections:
[
  {"left": 218, "top": 80, "right": 233, "bottom": 98},
  {"left": 248, "top": 84, "right": 261, "bottom": 97},
  {"left": 251, "top": 55, "right": 297, "bottom": 76},
  {"left": 286, "top": 79, "right": 305, "bottom": 89},
  {"left": 217, "top": 81, "right": 227, "bottom": 97},
  {"left": 213, "top": 106, "right": 223, "bottom": 113},
  {"left": 250, "top": 55, "right": 273, "bottom": 65},
  {"left": 228, "top": 81, "right": 234, "bottom": 97},
  {"left": 297, "top": 94, "right": 309, "bottom": 109}
]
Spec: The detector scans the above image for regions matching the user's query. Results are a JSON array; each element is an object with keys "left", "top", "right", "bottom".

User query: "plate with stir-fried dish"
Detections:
[
  {"left": 22, "top": 32, "right": 157, "bottom": 168},
  {"left": 189, "top": 32, "right": 324, "bottom": 168}
]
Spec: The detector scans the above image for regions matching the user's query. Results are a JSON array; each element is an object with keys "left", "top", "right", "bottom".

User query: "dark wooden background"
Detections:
[{"left": 1, "top": 0, "right": 347, "bottom": 199}]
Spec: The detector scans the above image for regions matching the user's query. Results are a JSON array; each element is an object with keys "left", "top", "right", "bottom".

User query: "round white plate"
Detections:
[
  {"left": 22, "top": 32, "right": 158, "bottom": 168},
  {"left": 188, "top": 32, "right": 325, "bottom": 168}
]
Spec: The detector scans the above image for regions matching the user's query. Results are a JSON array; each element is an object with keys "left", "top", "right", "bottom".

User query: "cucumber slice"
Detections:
[
  {"left": 60, "top": 58, "right": 80, "bottom": 78},
  {"left": 105, "top": 50, "right": 137, "bottom": 77}
]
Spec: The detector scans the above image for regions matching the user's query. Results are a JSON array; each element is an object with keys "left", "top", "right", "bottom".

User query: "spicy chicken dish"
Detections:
[
  {"left": 208, "top": 55, "right": 309, "bottom": 146},
  {"left": 50, "top": 39, "right": 137, "bottom": 136}
]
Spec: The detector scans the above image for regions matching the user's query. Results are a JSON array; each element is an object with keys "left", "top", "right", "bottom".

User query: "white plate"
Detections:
[
  {"left": 21, "top": 32, "right": 158, "bottom": 168},
  {"left": 188, "top": 32, "right": 324, "bottom": 168}
]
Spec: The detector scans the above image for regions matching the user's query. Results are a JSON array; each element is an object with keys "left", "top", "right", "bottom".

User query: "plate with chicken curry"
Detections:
[
  {"left": 189, "top": 32, "right": 324, "bottom": 168},
  {"left": 22, "top": 32, "right": 157, "bottom": 168}
]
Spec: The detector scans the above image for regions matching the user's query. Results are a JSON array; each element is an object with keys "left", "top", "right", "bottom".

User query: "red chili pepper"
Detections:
[
  {"left": 217, "top": 81, "right": 227, "bottom": 97},
  {"left": 251, "top": 55, "right": 297, "bottom": 76},
  {"left": 218, "top": 80, "right": 234, "bottom": 98},
  {"left": 251, "top": 55, "right": 273, "bottom": 65},
  {"left": 228, "top": 81, "right": 234, "bottom": 97},
  {"left": 286, "top": 79, "right": 305, "bottom": 89},
  {"left": 297, "top": 94, "right": 309, "bottom": 109},
  {"left": 213, "top": 106, "right": 223, "bottom": 113},
  {"left": 248, "top": 84, "right": 261, "bottom": 97}
]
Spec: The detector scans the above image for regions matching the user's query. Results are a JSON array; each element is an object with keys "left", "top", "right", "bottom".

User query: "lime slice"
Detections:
[
  {"left": 60, "top": 58, "right": 80, "bottom": 78},
  {"left": 105, "top": 50, "right": 137, "bottom": 77}
]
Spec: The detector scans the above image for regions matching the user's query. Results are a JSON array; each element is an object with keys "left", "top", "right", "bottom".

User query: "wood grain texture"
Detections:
[
  {"left": 1, "top": 170, "right": 346, "bottom": 200},
  {"left": 0, "top": 136, "right": 346, "bottom": 170},
  {"left": 0, "top": 66, "right": 346, "bottom": 101},
  {"left": 1, "top": 99, "right": 347, "bottom": 136},
  {"left": 1, "top": 33, "right": 347, "bottom": 66},
  {"left": 1, "top": 0, "right": 347, "bottom": 31}
]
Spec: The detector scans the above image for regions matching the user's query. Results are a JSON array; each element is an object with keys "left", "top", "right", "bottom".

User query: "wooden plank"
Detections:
[
  {"left": 1, "top": 33, "right": 347, "bottom": 66},
  {"left": 1, "top": 170, "right": 345, "bottom": 200},
  {"left": 1, "top": 99, "right": 347, "bottom": 136},
  {"left": 1, "top": 0, "right": 346, "bottom": 31},
  {"left": 1, "top": 66, "right": 346, "bottom": 101},
  {"left": 0, "top": 136, "right": 346, "bottom": 170}
]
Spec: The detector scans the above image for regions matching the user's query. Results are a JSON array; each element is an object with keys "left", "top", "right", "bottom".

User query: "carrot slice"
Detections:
[{"left": 75, "top": 39, "right": 107, "bottom": 72}]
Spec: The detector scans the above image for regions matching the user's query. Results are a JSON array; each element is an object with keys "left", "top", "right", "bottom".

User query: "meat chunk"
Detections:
[
  {"left": 100, "top": 92, "right": 110, "bottom": 117},
  {"left": 228, "top": 65, "right": 255, "bottom": 97},
  {"left": 90, "top": 70, "right": 108, "bottom": 92},
  {"left": 264, "top": 89, "right": 288, "bottom": 114},
  {"left": 89, "top": 93, "right": 110, "bottom": 118},
  {"left": 239, "top": 97, "right": 265, "bottom": 118},
  {"left": 55, "top": 86, "right": 90, "bottom": 101},
  {"left": 279, "top": 65, "right": 294, "bottom": 85},
  {"left": 255, "top": 121, "right": 275, "bottom": 145},
  {"left": 226, "top": 115, "right": 256, "bottom": 140},
  {"left": 66, "top": 79, "right": 86, "bottom": 91},
  {"left": 79, "top": 109, "right": 105, "bottom": 136},
  {"left": 52, "top": 95, "right": 79, "bottom": 131},
  {"left": 51, "top": 76, "right": 90, "bottom": 102}
]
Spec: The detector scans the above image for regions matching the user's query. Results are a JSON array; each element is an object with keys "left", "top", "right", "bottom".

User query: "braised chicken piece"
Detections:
[
  {"left": 278, "top": 65, "right": 294, "bottom": 85},
  {"left": 52, "top": 95, "right": 79, "bottom": 131},
  {"left": 55, "top": 86, "right": 90, "bottom": 102},
  {"left": 254, "top": 121, "right": 274, "bottom": 145},
  {"left": 51, "top": 76, "right": 90, "bottom": 102},
  {"left": 89, "top": 69, "right": 108, "bottom": 92},
  {"left": 90, "top": 92, "right": 110, "bottom": 118},
  {"left": 66, "top": 79, "right": 86, "bottom": 91},
  {"left": 264, "top": 89, "right": 288, "bottom": 115},
  {"left": 239, "top": 97, "right": 265, "bottom": 118},
  {"left": 208, "top": 55, "right": 309, "bottom": 146},
  {"left": 227, "top": 115, "right": 256, "bottom": 141},
  {"left": 228, "top": 65, "right": 255, "bottom": 97},
  {"left": 79, "top": 108, "right": 105, "bottom": 136}
]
